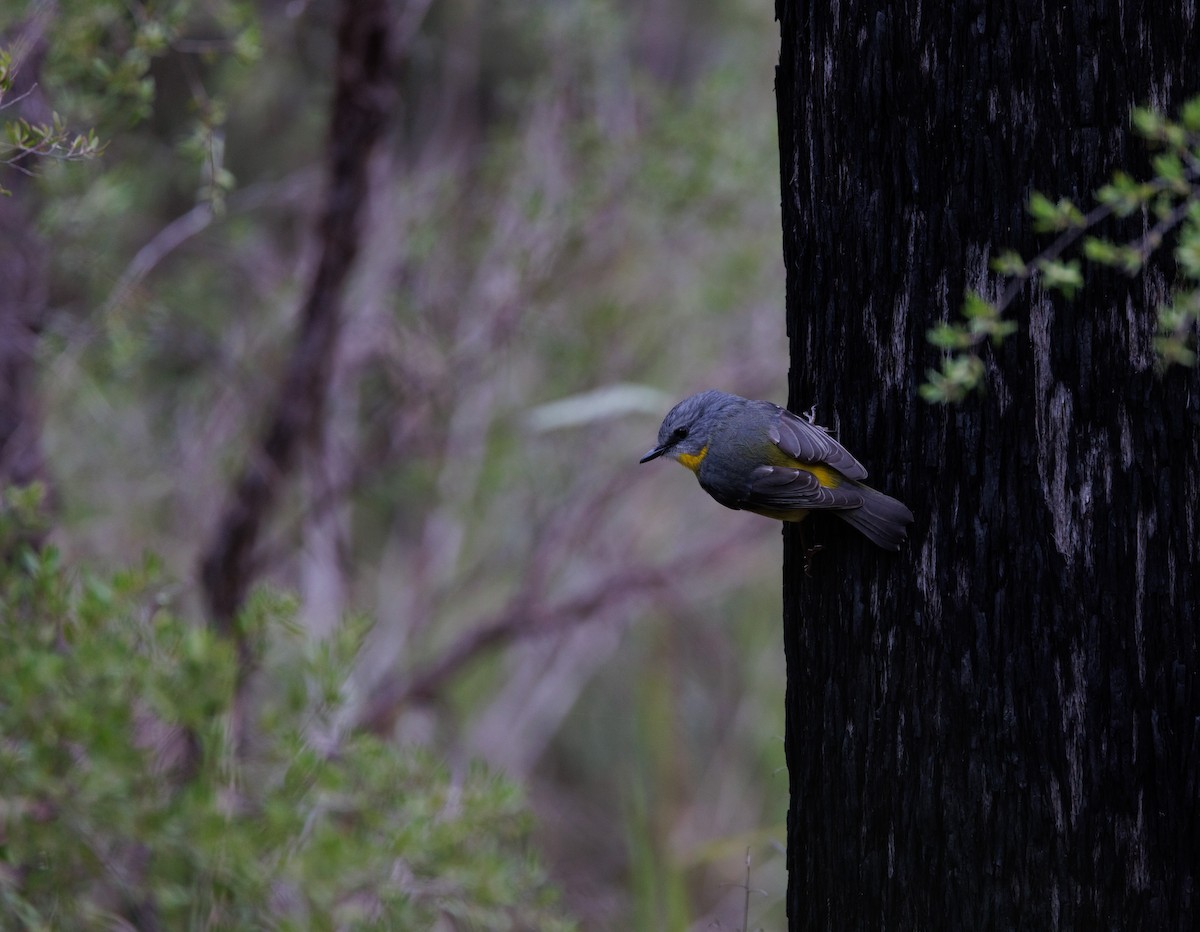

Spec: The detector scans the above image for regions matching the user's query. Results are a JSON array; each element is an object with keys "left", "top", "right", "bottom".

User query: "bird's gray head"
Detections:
[{"left": 639, "top": 390, "right": 738, "bottom": 466}]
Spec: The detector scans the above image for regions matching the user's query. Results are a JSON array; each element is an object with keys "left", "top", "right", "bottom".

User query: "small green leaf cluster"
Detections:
[
  {"left": 1, "top": 114, "right": 105, "bottom": 166},
  {"left": 0, "top": 492, "right": 574, "bottom": 931},
  {"left": 923, "top": 97, "right": 1200, "bottom": 402},
  {"left": 0, "top": 49, "right": 105, "bottom": 195},
  {"left": 2, "top": 1, "right": 260, "bottom": 203},
  {"left": 178, "top": 104, "right": 235, "bottom": 214},
  {"left": 922, "top": 292, "right": 1015, "bottom": 402},
  {"left": 44, "top": 0, "right": 260, "bottom": 128}
]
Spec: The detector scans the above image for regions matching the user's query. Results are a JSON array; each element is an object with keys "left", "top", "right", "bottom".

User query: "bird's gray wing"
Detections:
[
  {"left": 767, "top": 404, "right": 869, "bottom": 480},
  {"left": 740, "top": 465, "right": 864, "bottom": 512}
]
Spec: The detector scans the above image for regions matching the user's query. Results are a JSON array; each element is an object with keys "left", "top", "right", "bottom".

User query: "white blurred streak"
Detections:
[{"left": 524, "top": 384, "right": 674, "bottom": 433}]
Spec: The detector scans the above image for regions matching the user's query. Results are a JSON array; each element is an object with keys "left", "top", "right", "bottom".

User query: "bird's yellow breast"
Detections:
[{"left": 676, "top": 445, "right": 709, "bottom": 473}]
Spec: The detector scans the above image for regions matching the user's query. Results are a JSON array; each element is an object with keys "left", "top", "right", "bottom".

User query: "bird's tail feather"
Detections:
[{"left": 836, "top": 483, "right": 914, "bottom": 550}]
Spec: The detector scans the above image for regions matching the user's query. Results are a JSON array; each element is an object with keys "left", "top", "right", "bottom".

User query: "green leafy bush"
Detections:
[{"left": 0, "top": 491, "right": 573, "bottom": 930}]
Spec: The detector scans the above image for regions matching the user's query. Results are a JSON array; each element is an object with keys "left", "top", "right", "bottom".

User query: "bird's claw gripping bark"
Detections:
[{"left": 803, "top": 543, "right": 825, "bottom": 577}]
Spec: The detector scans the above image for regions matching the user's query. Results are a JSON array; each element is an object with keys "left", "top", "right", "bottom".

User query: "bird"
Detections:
[{"left": 639, "top": 390, "right": 913, "bottom": 550}]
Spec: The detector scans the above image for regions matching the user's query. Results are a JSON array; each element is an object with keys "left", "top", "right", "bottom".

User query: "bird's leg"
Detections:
[
  {"left": 803, "top": 543, "right": 826, "bottom": 577},
  {"left": 802, "top": 403, "right": 838, "bottom": 438}
]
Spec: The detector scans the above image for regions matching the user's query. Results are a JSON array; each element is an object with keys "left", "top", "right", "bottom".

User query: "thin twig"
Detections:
[
  {"left": 1129, "top": 195, "right": 1194, "bottom": 265},
  {"left": 101, "top": 171, "right": 317, "bottom": 314}
]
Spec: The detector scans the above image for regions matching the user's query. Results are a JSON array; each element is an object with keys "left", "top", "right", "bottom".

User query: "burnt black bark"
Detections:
[{"left": 776, "top": 3, "right": 1200, "bottom": 929}]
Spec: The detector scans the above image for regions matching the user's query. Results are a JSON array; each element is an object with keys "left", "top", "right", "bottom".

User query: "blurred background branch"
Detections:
[
  {"left": 199, "top": 0, "right": 396, "bottom": 633},
  {"left": 0, "top": 7, "right": 54, "bottom": 545}
]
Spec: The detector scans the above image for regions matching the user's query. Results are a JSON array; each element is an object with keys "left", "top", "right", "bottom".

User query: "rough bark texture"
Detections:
[
  {"left": 776, "top": 3, "right": 1200, "bottom": 929},
  {"left": 199, "top": 0, "right": 395, "bottom": 630}
]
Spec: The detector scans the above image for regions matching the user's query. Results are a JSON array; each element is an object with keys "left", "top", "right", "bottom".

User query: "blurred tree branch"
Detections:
[
  {"left": 199, "top": 0, "right": 396, "bottom": 638},
  {"left": 101, "top": 169, "right": 319, "bottom": 316},
  {"left": 356, "top": 525, "right": 763, "bottom": 736},
  {"left": 0, "top": 9, "right": 54, "bottom": 554}
]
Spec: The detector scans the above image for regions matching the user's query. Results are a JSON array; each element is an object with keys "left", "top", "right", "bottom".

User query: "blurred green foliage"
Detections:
[
  {"left": 4, "top": 0, "right": 789, "bottom": 926},
  {"left": 924, "top": 98, "right": 1200, "bottom": 403},
  {"left": 0, "top": 489, "right": 573, "bottom": 930}
]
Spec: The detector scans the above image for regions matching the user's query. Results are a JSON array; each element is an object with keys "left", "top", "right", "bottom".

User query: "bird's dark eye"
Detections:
[{"left": 672, "top": 426, "right": 689, "bottom": 440}]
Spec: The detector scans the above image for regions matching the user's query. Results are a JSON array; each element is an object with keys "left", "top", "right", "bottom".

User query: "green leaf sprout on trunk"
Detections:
[{"left": 922, "top": 98, "right": 1200, "bottom": 403}]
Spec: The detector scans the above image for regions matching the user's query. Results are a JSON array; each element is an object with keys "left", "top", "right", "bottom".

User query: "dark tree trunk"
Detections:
[
  {"left": 776, "top": 3, "right": 1200, "bottom": 929},
  {"left": 0, "top": 190, "right": 48, "bottom": 490},
  {"left": 0, "top": 18, "right": 52, "bottom": 534}
]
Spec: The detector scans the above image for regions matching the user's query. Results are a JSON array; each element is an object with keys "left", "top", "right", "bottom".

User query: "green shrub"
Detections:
[{"left": 0, "top": 491, "right": 573, "bottom": 931}]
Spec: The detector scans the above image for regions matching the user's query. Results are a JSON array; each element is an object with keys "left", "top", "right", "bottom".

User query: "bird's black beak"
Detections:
[{"left": 639, "top": 445, "right": 666, "bottom": 464}]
